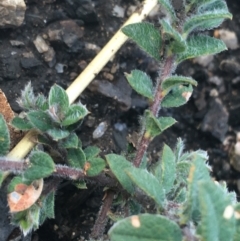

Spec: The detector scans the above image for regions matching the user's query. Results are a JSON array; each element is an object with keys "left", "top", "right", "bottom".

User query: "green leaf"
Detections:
[
  {"left": 67, "top": 148, "right": 86, "bottom": 169},
  {"left": 109, "top": 214, "right": 182, "bottom": 241},
  {"left": 24, "top": 151, "right": 55, "bottom": 181},
  {"left": 234, "top": 203, "right": 240, "bottom": 241},
  {"left": 61, "top": 133, "right": 79, "bottom": 149},
  {"left": 174, "top": 187, "right": 187, "bottom": 203},
  {"left": 84, "top": 146, "right": 101, "bottom": 160},
  {"left": 106, "top": 154, "right": 134, "bottom": 194},
  {"left": 158, "top": 144, "right": 176, "bottom": 194},
  {"left": 12, "top": 204, "right": 40, "bottom": 236},
  {"left": 176, "top": 161, "right": 191, "bottom": 185},
  {"left": 8, "top": 176, "right": 31, "bottom": 193},
  {"left": 27, "top": 110, "right": 53, "bottom": 131},
  {"left": 61, "top": 103, "right": 88, "bottom": 126},
  {"left": 161, "top": 75, "right": 197, "bottom": 95},
  {"left": 17, "top": 82, "right": 36, "bottom": 110},
  {"left": 35, "top": 94, "right": 48, "bottom": 111},
  {"left": 145, "top": 110, "right": 177, "bottom": 139},
  {"left": 177, "top": 35, "right": 227, "bottom": 63},
  {"left": 158, "top": 0, "right": 177, "bottom": 21},
  {"left": 197, "top": 181, "right": 235, "bottom": 241},
  {"left": 86, "top": 157, "right": 106, "bottom": 176},
  {"left": 39, "top": 191, "right": 55, "bottom": 225},
  {"left": 46, "top": 128, "right": 70, "bottom": 141},
  {"left": 48, "top": 84, "right": 69, "bottom": 114},
  {"left": 11, "top": 117, "right": 33, "bottom": 131},
  {"left": 74, "top": 180, "right": 87, "bottom": 189},
  {"left": 126, "top": 167, "right": 165, "bottom": 207},
  {"left": 180, "top": 154, "right": 211, "bottom": 224},
  {"left": 122, "top": 22, "right": 162, "bottom": 61},
  {"left": 160, "top": 19, "right": 186, "bottom": 53},
  {"left": 0, "top": 114, "right": 10, "bottom": 155},
  {"left": 183, "top": 10, "right": 232, "bottom": 36},
  {"left": 162, "top": 85, "right": 193, "bottom": 108},
  {"left": 0, "top": 172, "right": 4, "bottom": 187},
  {"left": 125, "top": 70, "right": 154, "bottom": 100}
]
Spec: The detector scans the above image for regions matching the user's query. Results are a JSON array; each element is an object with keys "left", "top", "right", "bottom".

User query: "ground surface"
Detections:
[{"left": 0, "top": 0, "right": 240, "bottom": 240}]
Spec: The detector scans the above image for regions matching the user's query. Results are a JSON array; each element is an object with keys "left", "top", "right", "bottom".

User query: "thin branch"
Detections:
[
  {"left": 133, "top": 56, "right": 175, "bottom": 167},
  {"left": 90, "top": 190, "right": 115, "bottom": 239}
]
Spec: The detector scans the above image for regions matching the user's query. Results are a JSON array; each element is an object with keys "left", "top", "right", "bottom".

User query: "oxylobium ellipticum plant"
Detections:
[{"left": 0, "top": 0, "right": 240, "bottom": 240}]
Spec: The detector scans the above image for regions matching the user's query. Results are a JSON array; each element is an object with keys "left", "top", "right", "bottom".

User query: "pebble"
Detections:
[
  {"left": 217, "top": 29, "right": 239, "bottom": 50},
  {"left": 112, "top": 5, "right": 125, "bottom": 18},
  {"left": 194, "top": 55, "right": 214, "bottom": 67},
  {"left": 10, "top": 40, "right": 25, "bottom": 47},
  {"left": 0, "top": 0, "right": 26, "bottom": 28},
  {"left": 92, "top": 122, "right": 108, "bottom": 139},
  {"left": 103, "top": 72, "right": 114, "bottom": 81},
  {"left": 33, "top": 35, "right": 49, "bottom": 53}
]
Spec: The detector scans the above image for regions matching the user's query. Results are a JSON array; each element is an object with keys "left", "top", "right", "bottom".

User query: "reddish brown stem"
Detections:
[
  {"left": 90, "top": 190, "right": 115, "bottom": 239},
  {"left": 0, "top": 158, "right": 116, "bottom": 187},
  {"left": 133, "top": 56, "right": 175, "bottom": 167}
]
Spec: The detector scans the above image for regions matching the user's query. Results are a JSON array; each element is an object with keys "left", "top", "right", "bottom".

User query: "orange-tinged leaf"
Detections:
[{"left": 7, "top": 179, "right": 43, "bottom": 212}]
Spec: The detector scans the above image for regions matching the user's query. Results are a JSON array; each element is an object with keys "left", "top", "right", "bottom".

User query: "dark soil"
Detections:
[{"left": 0, "top": 0, "right": 240, "bottom": 240}]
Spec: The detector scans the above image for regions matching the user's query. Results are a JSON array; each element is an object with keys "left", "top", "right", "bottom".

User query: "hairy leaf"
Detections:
[
  {"left": 183, "top": 10, "right": 232, "bottom": 36},
  {"left": 0, "top": 114, "right": 10, "bottom": 155},
  {"left": 109, "top": 214, "right": 182, "bottom": 241},
  {"left": 160, "top": 19, "right": 186, "bottom": 53},
  {"left": 177, "top": 35, "right": 227, "bottom": 63},
  {"left": 46, "top": 128, "right": 70, "bottom": 141},
  {"left": 161, "top": 75, "right": 197, "bottom": 94},
  {"left": 145, "top": 110, "right": 177, "bottom": 139},
  {"left": 24, "top": 151, "right": 55, "bottom": 181},
  {"left": 84, "top": 146, "right": 101, "bottom": 160},
  {"left": 48, "top": 84, "right": 69, "bottom": 114},
  {"left": 158, "top": 144, "right": 176, "bottom": 194},
  {"left": 106, "top": 154, "right": 134, "bottom": 194},
  {"left": 180, "top": 154, "right": 211, "bottom": 224},
  {"left": 126, "top": 167, "right": 165, "bottom": 207},
  {"left": 67, "top": 148, "right": 86, "bottom": 169},
  {"left": 61, "top": 104, "right": 88, "bottom": 126},
  {"left": 197, "top": 181, "right": 235, "bottom": 241},
  {"left": 11, "top": 117, "right": 33, "bottom": 131},
  {"left": 158, "top": 0, "right": 177, "bottom": 21},
  {"left": 60, "top": 133, "right": 79, "bottom": 149},
  {"left": 125, "top": 70, "right": 154, "bottom": 100},
  {"left": 85, "top": 157, "right": 105, "bottom": 176},
  {"left": 122, "top": 22, "right": 162, "bottom": 61},
  {"left": 161, "top": 85, "right": 193, "bottom": 108},
  {"left": 27, "top": 110, "right": 53, "bottom": 131}
]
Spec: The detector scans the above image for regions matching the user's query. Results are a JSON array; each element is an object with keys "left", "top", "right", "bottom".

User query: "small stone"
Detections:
[
  {"left": 20, "top": 56, "right": 42, "bottom": 69},
  {"left": 126, "top": 5, "right": 137, "bottom": 17},
  {"left": 103, "top": 72, "right": 114, "bottom": 81},
  {"left": 209, "top": 89, "right": 219, "bottom": 97},
  {"left": 93, "top": 122, "right": 108, "bottom": 139},
  {"left": 217, "top": 29, "right": 239, "bottom": 50},
  {"left": 194, "top": 55, "right": 214, "bottom": 67},
  {"left": 113, "top": 5, "right": 125, "bottom": 18},
  {"left": 110, "top": 63, "right": 119, "bottom": 74},
  {"left": 55, "top": 63, "right": 66, "bottom": 73},
  {"left": 33, "top": 35, "right": 49, "bottom": 53},
  {"left": 70, "top": 72, "right": 78, "bottom": 80},
  {"left": 10, "top": 40, "right": 24, "bottom": 47},
  {"left": 47, "top": 20, "right": 84, "bottom": 52},
  {"left": 201, "top": 98, "right": 229, "bottom": 141},
  {"left": 78, "top": 60, "right": 87, "bottom": 69},
  {"left": 0, "top": 0, "right": 26, "bottom": 28},
  {"left": 85, "top": 42, "right": 101, "bottom": 52},
  {"left": 208, "top": 76, "right": 223, "bottom": 86}
]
